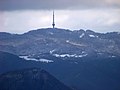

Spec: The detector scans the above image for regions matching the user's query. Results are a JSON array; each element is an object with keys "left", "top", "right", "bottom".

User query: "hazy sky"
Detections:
[{"left": 0, "top": 0, "right": 120, "bottom": 33}]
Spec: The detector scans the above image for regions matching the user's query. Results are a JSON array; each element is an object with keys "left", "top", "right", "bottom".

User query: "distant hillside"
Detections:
[
  {"left": 0, "top": 28, "right": 120, "bottom": 57},
  {"left": 0, "top": 68, "right": 72, "bottom": 90}
]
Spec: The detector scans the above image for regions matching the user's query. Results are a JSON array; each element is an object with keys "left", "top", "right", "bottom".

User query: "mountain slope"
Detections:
[
  {"left": 0, "top": 28, "right": 120, "bottom": 57},
  {"left": 0, "top": 51, "right": 120, "bottom": 90},
  {"left": 0, "top": 28, "right": 120, "bottom": 90},
  {"left": 0, "top": 68, "right": 72, "bottom": 90},
  {"left": 0, "top": 51, "right": 42, "bottom": 74}
]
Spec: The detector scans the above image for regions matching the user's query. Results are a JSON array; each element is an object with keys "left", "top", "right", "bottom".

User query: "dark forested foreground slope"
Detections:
[
  {"left": 0, "top": 68, "right": 72, "bottom": 90},
  {"left": 0, "top": 28, "right": 120, "bottom": 90},
  {"left": 0, "top": 51, "right": 120, "bottom": 90}
]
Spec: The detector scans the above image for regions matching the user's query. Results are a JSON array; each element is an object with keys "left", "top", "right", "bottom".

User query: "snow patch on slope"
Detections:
[
  {"left": 89, "top": 35, "right": 95, "bottom": 37},
  {"left": 66, "top": 40, "right": 69, "bottom": 43},
  {"left": 80, "top": 33, "right": 85, "bottom": 38},
  {"left": 66, "top": 41, "right": 86, "bottom": 47},
  {"left": 89, "top": 34, "right": 99, "bottom": 38},
  {"left": 53, "top": 53, "right": 87, "bottom": 58},
  {"left": 50, "top": 49, "right": 56, "bottom": 54},
  {"left": 39, "top": 59, "right": 54, "bottom": 63},
  {"left": 19, "top": 56, "right": 53, "bottom": 63}
]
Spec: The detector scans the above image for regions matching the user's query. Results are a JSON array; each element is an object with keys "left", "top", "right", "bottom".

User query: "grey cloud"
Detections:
[{"left": 0, "top": 0, "right": 120, "bottom": 11}]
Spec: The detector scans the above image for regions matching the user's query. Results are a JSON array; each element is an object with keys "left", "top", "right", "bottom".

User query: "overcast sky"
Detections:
[{"left": 0, "top": 0, "right": 120, "bottom": 33}]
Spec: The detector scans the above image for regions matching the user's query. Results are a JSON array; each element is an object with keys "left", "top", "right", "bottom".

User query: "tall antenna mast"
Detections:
[{"left": 52, "top": 11, "right": 55, "bottom": 28}]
